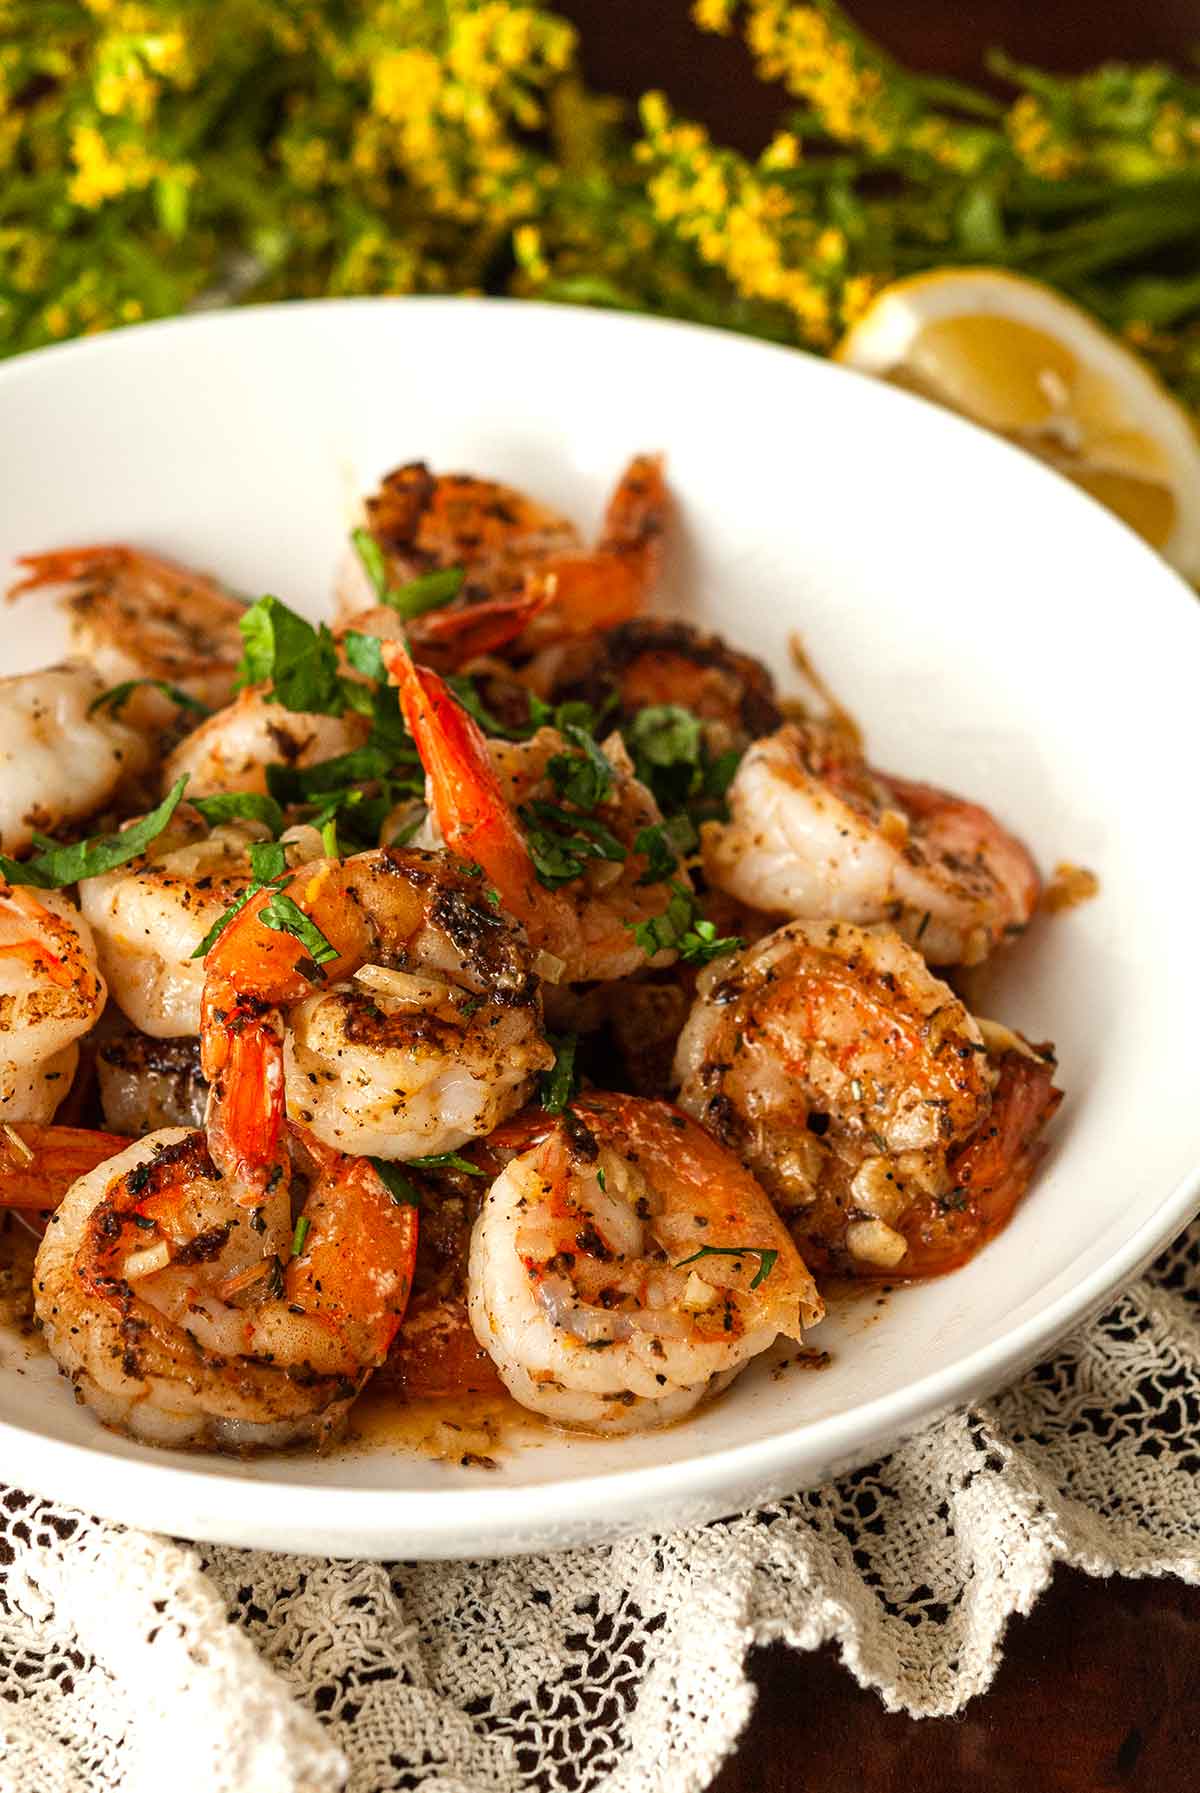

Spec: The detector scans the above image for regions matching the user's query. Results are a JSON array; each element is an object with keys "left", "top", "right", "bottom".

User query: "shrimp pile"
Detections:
[{"left": 0, "top": 449, "right": 1066, "bottom": 1458}]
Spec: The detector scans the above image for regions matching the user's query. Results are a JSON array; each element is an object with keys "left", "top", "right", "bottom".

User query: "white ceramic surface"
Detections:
[{"left": 1, "top": 298, "right": 1197, "bottom": 1560}]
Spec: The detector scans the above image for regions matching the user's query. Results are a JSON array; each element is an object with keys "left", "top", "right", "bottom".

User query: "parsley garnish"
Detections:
[
  {"left": 370, "top": 1158, "right": 422, "bottom": 1207},
  {"left": 235, "top": 594, "right": 345, "bottom": 715},
  {"left": 628, "top": 882, "right": 742, "bottom": 964},
  {"left": 538, "top": 1033, "right": 579, "bottom": 1114},
  {"left": 0, "top": 776, "right": 190, "bottom": 889},
  {"left": 675, "top": 1244, "right": 779, "bottom": 1290},
  {"left": 257, "top": 892, "right": 339, "bottom": 969},
  {"left": 89, "top": 678, "right": 210, "bottom": 718},
  {"left": 407, "top": 1152, "right": 485, "bottom": 1177},
  {"left": 351, "top": 527, "right": 465, "bottom": 619},
  {"left": 623, "top": 703, "right": 741, "bottom": 823},
  {"left": 518, "top": 800, "right": 626, "bottom": 889},
  {"left": 634, "top": 812, "right": 698, "bottom": 884},
  {"left": 291, "top": 1215, "right": 310, "bottom": 1257},
  {"left": 548, "top": 722, "right": 614, "bottom": 810},
  {"left": 192, "top": 791, "right": 285, "bottom": 836},
  {"left": 188, "top": 837, "right": 291, "bottom": 959}
]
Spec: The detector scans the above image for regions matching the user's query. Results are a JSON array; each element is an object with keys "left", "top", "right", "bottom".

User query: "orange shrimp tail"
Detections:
[
  {"left": 534, "top": 452, "right": 670, "bottom": 636},
  {"left": 7, "top": 544, "right": 136, "bottom": 600},
  {"left": 203, "top": 1010, "right": 287, "bottom": 1197},
  {"left": 384, "top": 644, "right": 544, "bottom": 931},
  {"left": 0, "top": 1123, "right": 130, "bottom": 1213},
  {"left": 410, "top": 585, "right": 553, "bottom": 668}
]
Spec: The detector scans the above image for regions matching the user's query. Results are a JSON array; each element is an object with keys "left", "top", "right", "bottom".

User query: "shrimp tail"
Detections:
[
  {"left": 533, "top": 453, "right": 669, "bottom": 635},
  {"left": 201, "top": 995, "right": 287, "bottom": 1196},
  {"left": 409, "top": 585, "right": 553, "bottom": 667},
  {"left": 0, "top": 1123, "right": 130, "bottom": 1214},
  {"left": 383, "top": 644, "right": 545, "bottom": 931},
  {"left": 7, "top": 544, "right": 140, "bottom": 600}
]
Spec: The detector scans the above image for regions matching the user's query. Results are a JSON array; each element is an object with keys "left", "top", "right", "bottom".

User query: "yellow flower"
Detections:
[{"left": 692, "top": 0, "right": 736, "bottom": 31}]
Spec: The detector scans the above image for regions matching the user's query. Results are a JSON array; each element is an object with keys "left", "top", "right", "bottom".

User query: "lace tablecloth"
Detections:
[{"left": 2, "top": 1217, "right": 1198, "bottom": 1793}]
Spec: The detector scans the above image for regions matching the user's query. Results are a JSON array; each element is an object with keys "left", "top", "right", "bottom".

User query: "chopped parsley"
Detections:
[
  {"left": 547, "top": 722, "right": 614, "bottom": 810},
  {"left": 291, "top": 1215, "right": 311, "bottom": 1257},
  {"left": 407, "top": 1151, "right": 485, "bottom": 1177},
  {"left": 633, "top": 812, "right": 698, "bottom": 884},
  {"left": 351, "top": 527, "right": 465, "bottom": 619},
  {"left": 370, "top": 1158, "right": 423, "bottom": 1207},
  {"left": 538, "top": 1032, "right": 579, "bottom": 1114},
  {"left": 628, "top": 881, "right": 742, "bottom": 965},
  {"left": 519, "top": 800, "right": 626, "bottom": 890},
  {"left": 89, "top": 678, "right": 210, "bottom": 718},
  {"left": 188, "top": 837, "right": 291, "bottom": 959},
  {"left": 191, "top": 791, "right": 285, "bottom": 836},
  {"left": 0, "top": 776, "right": 190, "bottom": 889},
  {"left": 675, "top": 1244, "right": 779, "bottom": 1290},
  {"left": 623, "top": 702, "right": 741, "bottom": 823},
  {"left": 257, "top": 891, "right": 339, "bottom": 969},
  {"left": 234, "top": 593, "right": 345, "bottom": 715}
]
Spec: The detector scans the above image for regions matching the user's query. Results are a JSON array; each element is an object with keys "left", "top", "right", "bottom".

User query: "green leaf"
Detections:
[
  {"left": 291, "top": 1214, "right": 310, "bottom": 1257},
  {"left": 538, "top": 1032, "right": 579, "bottom": 1114},
  {"left": 548, "top": 722, "right": 614, "bottom": 809},
  {"left": 341, "top": 629, "right": 389, "bottom": 682},
  {"left": 235, "top": 594, "right": 345, "bottom": 715},
  {"left": 192, "top": 792, "right": 285, "bottom": 836},
  {"left": 89, "top": 678, "right": 210, "bottom": 718},
  {"left": 674, "top": 1244, "right": 779, "bottom": 1291},
  {"left": 518, "top": 800, "right": 626, "bottom": 889},
  {"left": 370, "top": 1158, "right": 423, "bottom": 1207},
  {"left": 257, "top": 891, "right": 339, "bottom": 969},
  {"left": 351, "top": 528, "right": 389, "bottom": 601},
  {"left": 352, "top": 529, "right": 466, "bottom": 619},
  {"left": 634, "top": 812, "right": 698, "bottom": 884},
  {"left": 628, "top": 881, "right": 742, "bottom": 965},
  {"left": 248, "top": 839, "right": 288, "bottom": 883},
  {"left": 407, "top": 1151, "right": 486, "bottom": 1176},
  {"left": 0, "top": 776, "right": 190, "bottom": 889}
]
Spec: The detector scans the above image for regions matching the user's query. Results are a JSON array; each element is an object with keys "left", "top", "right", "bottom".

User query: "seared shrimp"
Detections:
[
  {"left": 35, "top": 1124, "right": 416, "bottom": 1449},
  {"left": 704, "top": 722, "right": 1040, "bottom": 966},
  {"left": 80, "top": 810, "right": 322, "bottom": 1038},
  {"left": 96, "top": 1033, "right": 207, "bottom": 1136},
  {"left": 163, "top": 686, "right": 369, "bottom": 799},
  {"left": 546, "top": 618, "right": 782, "bottom": 752},
  {"left": 340, "top": 455, "right": 669, "bottom": 645},
  {"left": 390, "top": 650, "right": 687, "bottom": 985},
  {"left": 9, "top": 545, "right": 245, "bottom": 726},
  {"left": 0, "top": 884, "right": 106, "bottom": 1122},
  {"left": 674, "top": 920, "right": 1060, "bottom": 1278},
  {"left": 200, "top": 846, "right": 552, "bottom": 1191},
  {"left": 0, "top": 664, "right": 151, "bottom": 857},
  {"left": 468, "top": 1091, "right": 821, "bottom": 1433}
]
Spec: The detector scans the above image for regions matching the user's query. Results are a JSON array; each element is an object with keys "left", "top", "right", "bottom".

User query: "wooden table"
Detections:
[{"left": 555, "top": 3, "right": 1200, "bottom": 1784}]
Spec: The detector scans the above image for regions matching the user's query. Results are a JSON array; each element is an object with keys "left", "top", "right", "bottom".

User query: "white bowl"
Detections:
[{"left": 2, "top": 298, "right": 1198, "bottom": 1559}]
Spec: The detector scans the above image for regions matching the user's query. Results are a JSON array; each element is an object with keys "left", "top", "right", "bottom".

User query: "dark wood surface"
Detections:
[{"left": 556, "top": 4, "right": 1200, "bottom": 1787}]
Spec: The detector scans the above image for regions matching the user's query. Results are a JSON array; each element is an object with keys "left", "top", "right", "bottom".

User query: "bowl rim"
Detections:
[{"left": 2, "top": 293, "right": 1199, "bottom": 1558}]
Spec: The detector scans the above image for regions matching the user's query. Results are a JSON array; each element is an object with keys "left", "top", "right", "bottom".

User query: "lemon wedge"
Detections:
[{"left": 836, "top": 268, "right": 1200, "bottom": 578}]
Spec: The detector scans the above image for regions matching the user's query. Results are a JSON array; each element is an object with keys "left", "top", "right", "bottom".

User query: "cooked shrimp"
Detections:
[
  {"left": 34, "top": 1124, "right": 417, "bottom": 1450},
  {"left": 80, "top": 810, "right": 322, "bottom": 1038},
  {"left": 163, "top": 686, "right": 369, "bottom": 799},
  {"left": 703, "top": 721, "right": 1040, "bottom": 965},
  {"left": 9, "top": 544, "right": 245, "bottom": 726},
  {"left": 0, "top": 663, "right": 151, "bottom": 857},
  {"left": 0, "top": 1122, "right": 129, "bottom": 1218},
  {"left": 200, "top": 845, "right": 552, "bottom": 1192},
  {"left": 96, "top": 1033, "right": 208, "bottom": 1136},
  {"left": 545, "top": 618, "right": 782, "bottom": 751},
  {"left": 468, "top": 1091, "right": 822, "bottom": 1433},
  {"left": 389, "top": 649, "right": 687, "bottom": 986},
  {"left": 0, "top": 884, "right": 106, "bottom": 1123},
  {"left": 337, "top": 587, "right": 553, "bottom": 676},
  {"left": 339, "top": 455, "right": 669, "bottom": 645},
  {"left": 674, "top": 920, "right": 1060, "bottom": 1278}
]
